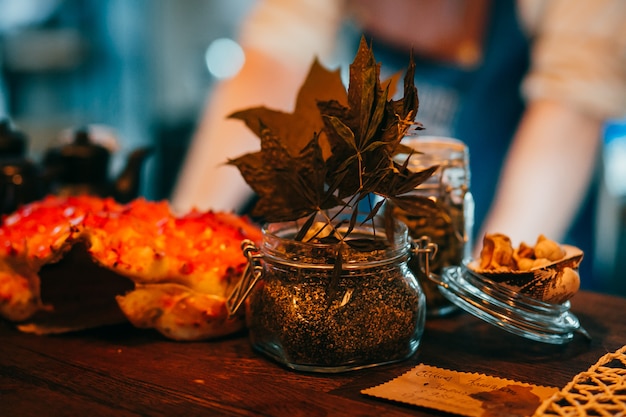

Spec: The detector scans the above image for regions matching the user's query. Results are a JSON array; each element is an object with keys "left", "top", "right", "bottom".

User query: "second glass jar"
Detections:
[{"left": 390, "top": 135, "right": 474, "bottom": 317}]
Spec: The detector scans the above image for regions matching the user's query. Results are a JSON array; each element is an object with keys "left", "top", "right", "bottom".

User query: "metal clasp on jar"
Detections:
[
  {"left": 226, "top": 239, "right": 264, "bottom": 317},
  {"left": 411, "top": 235, "right": 449, "bottom": 289}
]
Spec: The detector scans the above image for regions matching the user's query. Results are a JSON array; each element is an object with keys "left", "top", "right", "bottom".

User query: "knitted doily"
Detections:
[{"left": 534, "top": 345, "right": 626, "bottom": 416}]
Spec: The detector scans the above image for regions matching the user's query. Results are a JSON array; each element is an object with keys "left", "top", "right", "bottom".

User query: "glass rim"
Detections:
[{"left": 260, "top": 219, "right": 412, "bottom": 269}]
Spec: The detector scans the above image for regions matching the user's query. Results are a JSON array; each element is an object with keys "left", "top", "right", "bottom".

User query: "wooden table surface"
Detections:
[{"left": 2, "top": 290, "right": 625, "bottom": 417}]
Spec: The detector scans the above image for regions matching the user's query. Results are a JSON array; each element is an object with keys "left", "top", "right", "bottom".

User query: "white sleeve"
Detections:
[{"left": 519, "top": 0, "right": 626, "bottom": 119}]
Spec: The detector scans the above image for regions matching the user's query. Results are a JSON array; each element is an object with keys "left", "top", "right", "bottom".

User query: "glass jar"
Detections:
[
  {"left": 390, "top": 136, "right": 474, "bottom": 317},
  {"left": 236, "top": 218, "right": 426, "bottom": 373}
]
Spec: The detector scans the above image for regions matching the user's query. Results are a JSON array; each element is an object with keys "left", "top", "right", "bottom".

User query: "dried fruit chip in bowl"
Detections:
[
  {"left": 0, "top": 195, "right": 262, "bottom": 341},
  {"left": 469, "top": 233, "right": 583, "bottom": 304},
  {"left": 478, "top": 233, "right": 514, "bottom": 271}
]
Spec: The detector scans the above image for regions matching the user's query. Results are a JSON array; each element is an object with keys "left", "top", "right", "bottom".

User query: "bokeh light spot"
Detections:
[{"left": 204, "top": 37, "right": 245, "bottom": 79}]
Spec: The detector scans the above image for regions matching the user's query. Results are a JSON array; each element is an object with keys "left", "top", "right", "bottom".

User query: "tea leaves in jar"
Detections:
[
  {"left": 245, "top": 222, "right": 426, "bottom": 373},
  {"left": 391, "top": 200, "right": 465, "bottom": 307},
  {"left": 248, "top": 260, "right": 423, "bottom": 370},
  {"left": 392, "top": 199, "right": 466, "bottom": 270}
]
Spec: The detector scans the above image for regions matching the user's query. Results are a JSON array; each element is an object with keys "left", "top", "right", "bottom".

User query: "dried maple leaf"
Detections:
[
  {"left": 319, "top": 38, "right": 426, "bottom": 205},
  {"left": 229, "top": 59, "right": 347, "bottom": 158},
  {"left": 227, "top": 36, "right": 437, "bottom": 244},
  {"left": 229, "top": 125, "right": 342, "bottom": 223}
]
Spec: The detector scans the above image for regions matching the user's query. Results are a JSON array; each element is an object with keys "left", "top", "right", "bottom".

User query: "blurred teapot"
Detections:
[
  {"left": 0, "top": 119, "right": 43, "bottom": 214},
  {"left": 42, "top": 126, "right": 152, "bottom": 203}
]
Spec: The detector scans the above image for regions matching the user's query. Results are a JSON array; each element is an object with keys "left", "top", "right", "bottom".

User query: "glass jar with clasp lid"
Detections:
[
  {"left": 227, "top": 213, "right": 429, "bottom": 373},
  {"left": 388, "top": 135, "right": 474, "bottom": 317},
  {"left": 398, "top": 137, "right": 589, "bottom": 344}
]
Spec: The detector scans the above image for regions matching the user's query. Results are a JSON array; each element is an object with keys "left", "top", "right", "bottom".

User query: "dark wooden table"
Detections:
[{"left": 2, "top": 290, "right": 625, "bottom": 417}]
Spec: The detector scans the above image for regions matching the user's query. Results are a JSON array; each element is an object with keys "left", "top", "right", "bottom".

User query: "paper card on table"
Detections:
[{"left": 361, "top": 364, "right": 559, "bottom": 417}]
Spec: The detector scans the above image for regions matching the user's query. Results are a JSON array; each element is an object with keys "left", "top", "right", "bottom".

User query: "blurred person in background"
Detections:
[{"left": 172, "top": 0, "right": 626, "bottom": 289}]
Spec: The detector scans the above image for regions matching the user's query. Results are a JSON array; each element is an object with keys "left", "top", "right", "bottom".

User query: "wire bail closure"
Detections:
[
  {"left": 411, "top": 235, "right": 447, "bottom": 288},
  {"left": 226, "top": 239, "right": 263, "bottom": 317}
]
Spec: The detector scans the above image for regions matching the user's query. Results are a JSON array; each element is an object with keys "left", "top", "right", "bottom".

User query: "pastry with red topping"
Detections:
[{"left": 0, "top": 195, "right": 262, "bottom": 340}]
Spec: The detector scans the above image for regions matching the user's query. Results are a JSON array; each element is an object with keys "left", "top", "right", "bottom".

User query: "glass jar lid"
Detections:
[{"left": 432, "top": 261, "right": 589, "bottom": 344}]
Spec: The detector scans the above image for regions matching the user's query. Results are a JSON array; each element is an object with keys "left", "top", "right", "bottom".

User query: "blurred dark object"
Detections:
[
  {"left": 0, "top": 118, "right": 43, "bottom": 214},
  {"left": 42, "top": 126, "right": 152, "bottom": 203},
  {"left": 152, "top": 119, "right": 195, "bottom": 201}
]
